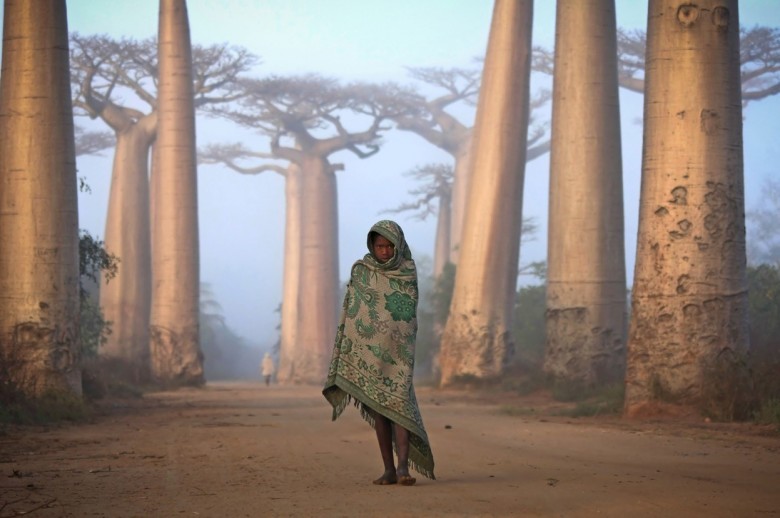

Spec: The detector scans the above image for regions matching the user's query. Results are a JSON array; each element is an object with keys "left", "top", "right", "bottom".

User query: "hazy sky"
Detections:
[{"left": 2, "top": 1, "right": 779, "bottom": 348}]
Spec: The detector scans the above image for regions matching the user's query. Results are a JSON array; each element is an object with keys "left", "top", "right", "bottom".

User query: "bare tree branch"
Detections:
[
  {"left": 740, "top": 25, "right": 780, "bottom": 102},
  {"left": 212, "top": 74, "right": 415, "bottom": 163},
  {"left": 398, "top": 64, "right": 551, "bottom": 162},
  {"left": 74, "top": 125, "right": 115, "bottom": 156},
  {"left": 611, "top": 25, "right": 780, "bottom": 105},
  {"left": 198, "top": 143, "right": 289, "bottom": 176},
  {"left": 532, "top": 24, "right": 780, "bottom": 109},
  {"left": 381, "top": 163, "right": 453, "bottom": 221},
  {"left": 70, "top": 32, "right": 259, "bottom": 125},
  {"left": 394, "top": 67, "right": 478, "bottom": 155}
]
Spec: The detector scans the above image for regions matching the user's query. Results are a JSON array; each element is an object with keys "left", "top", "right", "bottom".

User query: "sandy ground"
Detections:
[{"left": 1, "top": 381, "right": 779, "bottom": 518}]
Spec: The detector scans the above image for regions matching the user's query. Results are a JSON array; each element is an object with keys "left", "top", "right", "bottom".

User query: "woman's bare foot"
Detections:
[
  {"left": 372, "top": 469, "right": 397, "bottom": 485},
  {"left": 397, "top": 468, "right": 416, "bottom": 486}
]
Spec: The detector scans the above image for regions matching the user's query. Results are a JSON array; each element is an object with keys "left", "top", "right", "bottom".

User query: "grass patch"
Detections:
[
  {"left": 449, "top": 364, "right": 547, "bottom": 396},
  {"left": 501, "top": 376, "right": 543, "bottom": 396},
  {"left": 498, "top": 405, "right": 538, "bottom": 417},
  {"left": 753, "top": 398, "right": 780, "bottom": 426},
  {"left": 448, "top": 373, "right": 505, "bottom": 391},
  {"left": 0, "top": 389, "right": 92, "bottom": 426},
  {"left": 553, "top": 382, "right": 625, "bottom": 418}
]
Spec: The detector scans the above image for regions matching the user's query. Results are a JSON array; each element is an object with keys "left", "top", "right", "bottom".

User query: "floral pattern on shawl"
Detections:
[{"left": 323, "top": 220, "right": 435, "bottom": 480}]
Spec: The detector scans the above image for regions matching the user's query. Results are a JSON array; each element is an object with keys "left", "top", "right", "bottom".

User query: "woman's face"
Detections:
[{"left": 372, "top": 234, "right": 395, "bottom": 263}]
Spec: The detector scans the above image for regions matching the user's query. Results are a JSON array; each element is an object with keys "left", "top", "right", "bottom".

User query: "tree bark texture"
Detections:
[
  {"left": 439, "top": 0, "right": 533, "bottom": 386},
  {"left": 0, "top": 0, "right": 81, "bottom": 397},
  {"left": 625, "top": 0, "right": 748, "bottom": 414},
  {"left": 99, "top": 116, "right": 156, "bottom": 381},
  {"left": 544, "top": 0, "right": 627, "bottom": 387},
  {"left": 277, "top": 164, "right": 302, "bottom": 384},
  {"left": 290, "top": 156, "right": 339, "bottom": 384},
  {"left": 150, "top": 0, "right": 204, "bottom": 385}
]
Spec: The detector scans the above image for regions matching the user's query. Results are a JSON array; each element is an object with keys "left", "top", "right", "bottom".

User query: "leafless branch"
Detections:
[
  {"left": 74, "top": 126, "right": 115, "bottom": 156},
  {"left": 198, "top": 143, "right": 289, "bottom": 176},
  {"left": 381, "top": 163, "right": 453, "bottom": 221}
]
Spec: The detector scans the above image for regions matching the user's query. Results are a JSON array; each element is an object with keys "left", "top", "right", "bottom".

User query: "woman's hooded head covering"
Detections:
[{"left": 366, "top": 220, "right": 412, "bottom": 270}]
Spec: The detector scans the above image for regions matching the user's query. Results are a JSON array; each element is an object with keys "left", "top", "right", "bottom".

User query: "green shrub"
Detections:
[
  {"left": 0, "top": 389, "right": 91, "bottom": 426},
  {"left": 700, "top": 350, "right": 753, "bottom": 421},
  {"left": 512, "top": 283, "right": 547, "bottom": 370},
  {"left": 753, "top": 398, "right": 780, "bottom": 425},
  {"left": 553, "top": 382, "right": 625, "bottom": 417}
]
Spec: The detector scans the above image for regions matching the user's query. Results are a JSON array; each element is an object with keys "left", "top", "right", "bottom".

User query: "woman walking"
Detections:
[{"left": 323, "top": 220, "right": 435, "bottom": 485}]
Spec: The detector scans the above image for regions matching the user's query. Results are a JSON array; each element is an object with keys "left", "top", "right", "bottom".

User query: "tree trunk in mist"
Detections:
[
  {"left": 449, "top": 135, "right": 473, "bottom": 264},
  {"left": 288, "top": 156, "right": 339, "bottom": 384},
  {"left": 277, "top": 164, "right": 302, "bottom": 384},
  {"left": 438, "top": 0, "right": 533, "bottom": 386},
  {"left": 433, "top": 189, "right": 452, "bottom": 279},
  {"left": 543, "top": 0, "right": 627, "bottom": 387},
  {"left": 99, "top": 115, "right": 156, "bottom": 381},
  {"left": 150, "top": 0, "right": 204, "bottom": 385},
  {"left": 625, "top": 0, "right": 748, "bottom": 416},
  {"left": 0, "top": 0, "right": 81, "bottom": 397},
  {"left": 150, "top": 144, "right": 160, "bottom": 258}
]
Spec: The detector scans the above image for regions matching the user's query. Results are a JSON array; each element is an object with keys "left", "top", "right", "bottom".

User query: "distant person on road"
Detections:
[
  {"left": 323, "top": 220, "right": 435, "bottom": 485},
  {"left": 261, "top": 352, "right": 275, "bottom": 386}
]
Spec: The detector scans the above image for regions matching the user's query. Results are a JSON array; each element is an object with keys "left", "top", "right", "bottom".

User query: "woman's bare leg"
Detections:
[
  {"left": 372, "top": 413, "right": 397, "bottom": 485},
  {"left": 393, "top": 423, "right": 416, "bottom": 485}
]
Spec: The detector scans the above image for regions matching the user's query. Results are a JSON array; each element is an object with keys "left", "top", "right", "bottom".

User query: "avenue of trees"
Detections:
[
  {"left": 2, "top": 0, "right": 780, "bottom": 423},
  {"left": 69, "top": 26, "right": 255, "bottom": 383}
]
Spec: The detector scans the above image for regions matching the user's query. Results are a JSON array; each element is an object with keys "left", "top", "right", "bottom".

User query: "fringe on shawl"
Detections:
[
  {"left": 324, "top": 384, "right": 436, "bottom": 480},
  {"left": 327, "top": 387, "right": 351, "bottom": 421}
]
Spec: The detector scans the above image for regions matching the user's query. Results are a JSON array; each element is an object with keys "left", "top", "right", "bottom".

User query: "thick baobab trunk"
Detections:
[
  {"left": 99, "top": 118, "right": 156, "bottom": 381},
  {"left": 439, "top": 0, "right": 533, "bottom": 386},
  {"left": 277, "top": 164, "right": 303, "bottom": 383},
  {"left": 448, "top": 134, "right": 473, "bottom": 264},
  {"left": 625, "top": 0, "right": 748, "bottom": 416},
  {"left": 544, "top": 0, "right": 627, "bottom": 387},
  {"left": 433, "top": 189, "right": 452, "bottom": 279},
  {"left": 150, "top": 0, "right": 204, "bottom": 385},
  {"left": 288, "top": 156, "right": 339, "bottom": 384},
  {"left": 0, "top": 0, "right": 81, "bottom": 397}
]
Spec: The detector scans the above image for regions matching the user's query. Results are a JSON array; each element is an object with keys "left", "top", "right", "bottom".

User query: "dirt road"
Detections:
[{"left": 2, "top": 382, "right": 779, "bottom": 517}]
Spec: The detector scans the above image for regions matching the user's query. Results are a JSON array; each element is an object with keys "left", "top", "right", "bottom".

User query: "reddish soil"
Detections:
[{"left": 2, "top": 382, "right": 779, "bottom": 517}]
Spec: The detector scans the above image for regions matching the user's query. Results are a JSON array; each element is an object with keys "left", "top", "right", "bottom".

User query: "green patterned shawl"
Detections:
[{"left": 323, "top": 220, "right": 435, "bottom": 480}]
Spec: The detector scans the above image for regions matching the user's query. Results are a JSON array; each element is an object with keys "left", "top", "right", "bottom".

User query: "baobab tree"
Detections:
[
  {"left": 531, "top": 14, "right": 778, "bottom": 392},
  {"left": 0, "top": 0, "right": 81, "bottom": 397},
  {"left": 70, "top": 34, "right": 156, "bottom": 380},
  {"left": 625, "top": 0, "right": 749, "bottom": 417},
  {"left": 438, "top": 0, "right": 534, "bottom": 386},
  {"left": 543, "top": 0, "right": 627, "bottom": 388},
  {"left": 396, "top": 67, "right": 551, "bottom": 265},
  {"left": 394, "top": 68, "right": 477, "bottom": 265},
  {"left": 207, "top": 75, "right": 418, "bottom": 383},
  {"left": 70, "top": 33, "right": 255, "bottom": 379},
  {"left": 150, "top": 0, "right": 203, "bottom": 385}
]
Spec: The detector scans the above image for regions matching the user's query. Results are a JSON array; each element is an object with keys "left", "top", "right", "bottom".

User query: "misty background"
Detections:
[{"left": 2, "top": 0, "right": 777, "bottom": 357}]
